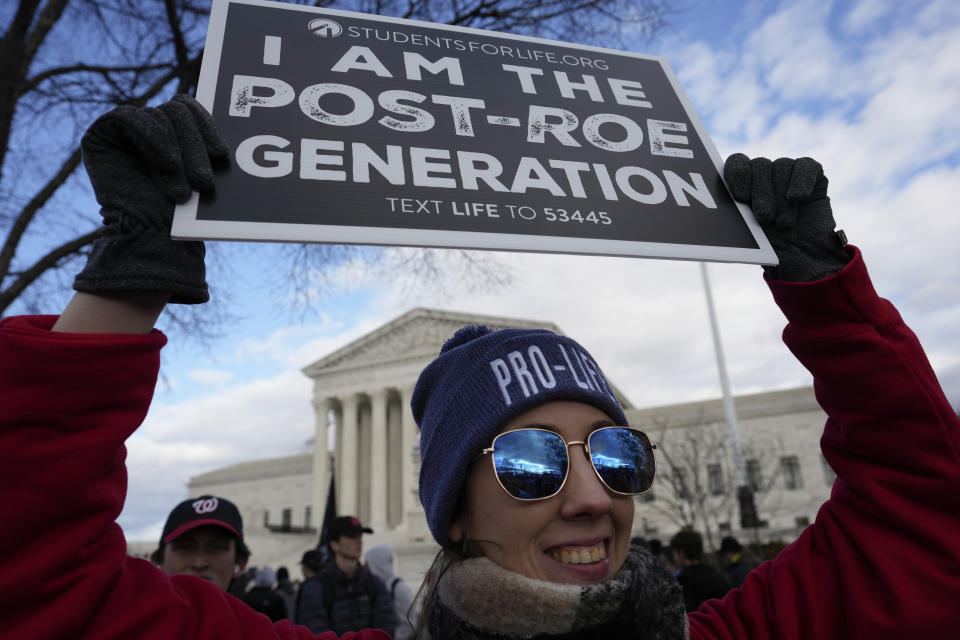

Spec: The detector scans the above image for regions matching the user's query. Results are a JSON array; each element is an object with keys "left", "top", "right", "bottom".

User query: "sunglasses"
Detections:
[{"left": 479, "top": 426, "right": 656, "bottom": 501}]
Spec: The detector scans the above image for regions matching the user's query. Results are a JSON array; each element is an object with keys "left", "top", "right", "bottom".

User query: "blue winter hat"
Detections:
[{"left": 412, "top": 325, "right": 628, "bottom": 548}]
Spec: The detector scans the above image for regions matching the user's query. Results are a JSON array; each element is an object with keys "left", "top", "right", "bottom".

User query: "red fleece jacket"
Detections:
[
  {"left": 0, "top": 317, "right": 389, "bottom": 639},
  {"left": 0, "top": 248, "right": 957, "bottom": 639},
  {"left": 687, "top": 249, "right": 960, "bottom": 639}
]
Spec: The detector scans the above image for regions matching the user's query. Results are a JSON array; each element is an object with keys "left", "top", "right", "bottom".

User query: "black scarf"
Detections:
[{"left": 425, "top": 546, "right": 687, "bottom": 639}]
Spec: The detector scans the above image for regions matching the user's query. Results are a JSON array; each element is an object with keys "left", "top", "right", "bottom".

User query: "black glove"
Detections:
[
  {"left": 724, "top": 154, "right": 850, "bottom": 282},
  {"left": 73, "top": 94, "right": 228, "bottom": 303}
]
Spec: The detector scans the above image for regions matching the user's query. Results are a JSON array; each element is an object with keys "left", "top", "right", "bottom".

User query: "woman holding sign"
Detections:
[
  {"left": 406, "top": 151, "right": 960, "bottom": 637},
  {"left": 0, "top": 95, "right": 957, "bottom": 639}
]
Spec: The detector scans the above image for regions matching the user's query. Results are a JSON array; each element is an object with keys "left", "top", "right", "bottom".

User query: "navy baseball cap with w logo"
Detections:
[{"left": 161, "top": 495, "right": 243, "bottom": 543}]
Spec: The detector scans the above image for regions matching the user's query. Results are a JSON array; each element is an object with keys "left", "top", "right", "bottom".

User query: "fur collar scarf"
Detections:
[{"left": 425, "top": 546, "right": 688, "bottom": 639}]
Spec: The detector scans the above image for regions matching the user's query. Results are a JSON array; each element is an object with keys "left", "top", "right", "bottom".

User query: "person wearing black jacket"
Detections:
[
  {"left": 719, "top": 536, "right": 753, "bottom": 589},
  {"left": 241, "top": 566, "right": 289, "bottom": 622},
  {"left": 670, "top": 530, "right": 730, "bottom": 612},
  {"left": 275, "top": 566, "right": 297, "bottom": 620},
  {"left": 297, "top": 517, "right": 396, "bottom": 636}
]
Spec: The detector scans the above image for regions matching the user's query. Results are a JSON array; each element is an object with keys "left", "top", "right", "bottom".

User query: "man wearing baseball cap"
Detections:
[
  {"left": 298, "top": 516, "right": 396, "bottom": 636},
  {"left": 149, "top": 494, "right": 251, "bottom": 591}
]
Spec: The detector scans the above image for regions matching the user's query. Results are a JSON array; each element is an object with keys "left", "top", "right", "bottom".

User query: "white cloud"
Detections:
[
  {"left": 670, "top": 1, "right": 960, "bottom": 355},
  {"left": 743, "top": 0, "right": 854, "bottom": 102},
  {"left": 186, "top": 368, "right": 235, "bottom": 387},
  {"left": 673, "top": 0, "right": 960, "bottom": 192},
  {"left": 842, "top": 0, "right": 896, "bottom": 34},
  {"left": 285, "top": 318, "right": 387, "bottom": 371},
  {"left": 143, "top": 371, "right": 313, "bottom": 444},
  {"left": 231, "top": 320, "right": 338, "bottom": 365},
  {"left": 916, "top": 0, "right": 960, "bottom": 31},
  {"left": 663, "top": 39, "right": 776, "bottom": 143},
  {"left": 119, "top": 370, "right": 315, "bottom": 538}
]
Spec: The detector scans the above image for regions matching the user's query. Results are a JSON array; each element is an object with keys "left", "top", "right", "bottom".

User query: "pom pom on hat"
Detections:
[
  {"left": 412, "top": 325, "right": 627, "bottom": 547},
  {"left": 442, "top": 325, "right": 493, "bottom": 353}
]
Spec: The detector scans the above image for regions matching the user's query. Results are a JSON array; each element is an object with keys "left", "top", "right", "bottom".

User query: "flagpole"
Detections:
[{"left": 700, "top": 262, "right": 759, "bottom": 530}]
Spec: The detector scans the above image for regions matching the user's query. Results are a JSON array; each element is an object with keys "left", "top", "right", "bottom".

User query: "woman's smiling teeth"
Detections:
[{"left": 550, "top": 541, "right": 606, "bottom": 565}]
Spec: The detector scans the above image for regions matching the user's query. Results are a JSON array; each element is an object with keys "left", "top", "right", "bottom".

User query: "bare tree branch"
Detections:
[
  {"left": 0, "top": 228, "right": 98, "bottom": 313},
  {"left": 1, "top": 59, "right": 186, "bottom": 310},
  {"left": 641, "top": 412, "right": 784, "bottom": 550},
  {"left": 23, "top": 0, "right": 72, "bottom": 65},
  {"left": 0, "top": 146, "right": 82, "bottom": 279},
  {"left": 21, "top": 62, "right": 172, "bottom": 96},
  {"left": 162, "top": 0, "right": 189, "bottom": 69}
]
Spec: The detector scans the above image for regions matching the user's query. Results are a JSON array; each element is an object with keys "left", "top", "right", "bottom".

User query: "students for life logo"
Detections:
[
  {"left": 307, "top": 18, "right": 342, "bottom": 37},
  {"left": 192, "top": 497, "right": 219, "bottom": 514}
]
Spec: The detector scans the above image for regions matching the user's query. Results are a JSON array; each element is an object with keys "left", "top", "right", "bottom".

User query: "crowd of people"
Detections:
[
  {"left": 2, "top": 93, "right": 957, "bottom": 638},
  {"left": 146, "top": 495, "right": 415, "bottom": 636},
  {"left": 150, "top": 485, "right": 752, "bottom": 637},
  {"left": 633, "top": 533, "right": 759, "bottom": 613}
]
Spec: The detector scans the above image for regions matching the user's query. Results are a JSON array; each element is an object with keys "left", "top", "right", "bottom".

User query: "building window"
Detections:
[
  {"left": 781, "top": 455, "right": 804, "bottom": 490},
  {"left": 707, "top": 463, "right": 724, "bottom": 495},
  {"left": 718, "top": 521, "right": 731, "bottom": 532},
  {"left": 795, "top": 515, "right": 810, "bottom": 527},
  {"left": 746, "top": 458, "right": 763, "bottom": 492},
  {"left": 821, "top": 455, "right": 836, "bottom": 486},
  {"left": 281, "top": 508, "right": 292, "bottom": 531},
  {"left": 263, "top": 510, "right": 269, "bottom": 526},
  {"left": 305, "top": 505, "right": 312, "bottom": 528}
]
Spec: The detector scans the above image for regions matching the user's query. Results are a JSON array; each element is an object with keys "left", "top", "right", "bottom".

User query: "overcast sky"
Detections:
[{"left": 118, "top": 0, "right": 960, "bottom": 542}]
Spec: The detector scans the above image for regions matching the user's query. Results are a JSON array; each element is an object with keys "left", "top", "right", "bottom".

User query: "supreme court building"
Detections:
[{"left": 168, "top": 308, "right": 835, "bottom": 586}]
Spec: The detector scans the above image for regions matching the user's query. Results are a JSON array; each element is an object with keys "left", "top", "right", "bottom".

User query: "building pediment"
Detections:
[{"left": 302, "top": 307, "right": 560, "bottom": 377}]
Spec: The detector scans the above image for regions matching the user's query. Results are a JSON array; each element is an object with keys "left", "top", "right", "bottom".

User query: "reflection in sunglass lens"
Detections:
[
  {"left": 492, "top": 430, "right": 568, "bottom": 500},
  {"left": 588, "top": 428, "right": 655, "bottom": 494}
]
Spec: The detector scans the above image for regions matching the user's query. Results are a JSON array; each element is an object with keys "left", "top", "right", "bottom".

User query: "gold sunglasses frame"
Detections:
[{"left": 479, "top": 426, "right": 657, "bottom": 502}]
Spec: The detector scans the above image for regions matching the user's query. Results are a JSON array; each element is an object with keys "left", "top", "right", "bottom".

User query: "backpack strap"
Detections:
[{"left": 390, "top": 576, "right": 400, "bottom": 599}]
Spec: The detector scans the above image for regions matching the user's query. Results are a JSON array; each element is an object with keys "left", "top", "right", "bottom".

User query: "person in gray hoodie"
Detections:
[{"left": 364, "top": 545, "right": 416, "bottom": 640}]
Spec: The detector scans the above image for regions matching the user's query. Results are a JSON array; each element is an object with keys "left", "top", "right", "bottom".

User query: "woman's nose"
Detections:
[{"left": 559, "top": 445, "right": 612, "bottom": 519}]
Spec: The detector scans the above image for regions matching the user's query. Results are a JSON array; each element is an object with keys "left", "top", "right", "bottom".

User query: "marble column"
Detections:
[
  {"left": 400, "top": 385, "right": 419, "bottom": 526},
  {"left": 357, "top": 399, "right": 371, "bottom": 524},
  {"left": 370, "top": 388, "right": 389, "bottom": 530},
  {"left": 311, "top": 396, "right": 331, "bottom": 534},
  {"left": 339, "top": 394, "right": 359, "bottom": 516},
  {"left": 334, "top": 403, "right": 343, "bottom": 509},
  {"left": 387, "top": 394, "right": 403, "bottom": 528}
]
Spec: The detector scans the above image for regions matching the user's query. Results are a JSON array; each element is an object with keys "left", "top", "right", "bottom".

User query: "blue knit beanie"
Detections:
[{"left": 412, "top": 325, "right": 628, "bottom": 548}]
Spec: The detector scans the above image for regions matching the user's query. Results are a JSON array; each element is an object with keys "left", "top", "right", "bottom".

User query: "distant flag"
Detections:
[{"left": 318, "top": 462, "right": 337, "bottom": 559}]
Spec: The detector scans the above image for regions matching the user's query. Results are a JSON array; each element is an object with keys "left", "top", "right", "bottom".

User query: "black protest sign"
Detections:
[{"left": 173, "top": 0, "right": 776, "bottom": 264}]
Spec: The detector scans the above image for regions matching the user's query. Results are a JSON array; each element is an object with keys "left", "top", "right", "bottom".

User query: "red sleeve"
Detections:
[
  {"left": 0, "top": 316, "right": 390, "bottom": 640},
  {"left": 688, "top": 248, "right": 960, "bottom": 639}
]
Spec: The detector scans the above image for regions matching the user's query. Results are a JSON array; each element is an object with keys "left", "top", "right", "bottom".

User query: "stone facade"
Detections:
[{"left": 177, "top": 308, "right": 833, "bottom": 589}]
